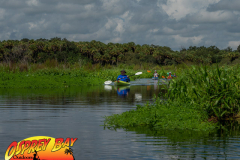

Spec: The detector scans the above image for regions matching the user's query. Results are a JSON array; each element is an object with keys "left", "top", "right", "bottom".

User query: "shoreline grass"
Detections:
[
  {"left": 104, "top": 98, "right": 216, "bottom": 131},
  {"left": 0, "top": 62, "right": 159, "bottom": 88},
  {"left": 104, "top": 64, "right": 240, "bottom": 131}
]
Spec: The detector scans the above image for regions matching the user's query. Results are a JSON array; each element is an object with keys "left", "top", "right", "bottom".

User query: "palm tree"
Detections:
[
  {"left": 127, "top": 42, "right": 136, "bottom": 53},
  {"left": 64, "top": 148, "right": 75, "bottom": 160}
]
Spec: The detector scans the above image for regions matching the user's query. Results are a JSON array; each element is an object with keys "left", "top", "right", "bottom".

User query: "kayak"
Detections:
[
  {"left": 152, "top": 77, "right": 158, "bottom": 80},
  {"left": 114, "top": 80, "right": 130, "bottom": 86}
]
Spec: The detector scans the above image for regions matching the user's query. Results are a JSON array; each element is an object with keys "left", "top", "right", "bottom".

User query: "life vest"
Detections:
[
  {"left": 167, "top": 75, "right": 172, "bottom": 79},
  {"left": 117, "top": 75, "right": 130, "bottom": 82}
]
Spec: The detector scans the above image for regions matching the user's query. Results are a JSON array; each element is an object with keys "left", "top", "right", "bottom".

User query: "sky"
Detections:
[{"left": 0, "top": 0, "right": 240, "bottom": 50}]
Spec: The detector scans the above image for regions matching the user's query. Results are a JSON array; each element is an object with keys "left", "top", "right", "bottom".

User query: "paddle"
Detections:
[
  {"left": 128, "top": 72, "right": 142, "bottom": 77},
  {"left": 104, "top": 72, "right": 143, "bottom": 85},
  {"left": 104, "top": 80, "right": 113, "bottom": 85}
]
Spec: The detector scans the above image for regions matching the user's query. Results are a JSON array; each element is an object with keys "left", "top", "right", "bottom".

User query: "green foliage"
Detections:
[
  {"left": 237, "top": 45, "right": 240, "bottom": 53},
  {"left": 0, "top": 69, "right": 104, "bottom": 88},
  {"left": 104, "top": 65, "right": 240, "bottom": 131},
  {"left": 166, "top": 65, "right": 240, "bottom": 120},
  {"left": 0, "top": 64, "right": 153, "bottom": 88},
  {"left": 0, "top": 38, "right": 239, "bottom": 66},
  {"left": 104, "top": 97, "right": 216, "bottom": 131}
]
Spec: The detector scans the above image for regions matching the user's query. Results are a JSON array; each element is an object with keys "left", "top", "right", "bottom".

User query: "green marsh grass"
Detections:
[
  {"left": 104, "top": 65, "right": 240, "bottom": 131},
  {"left": 166, "top": 65, "right": 240, "bottom": 120},
  {"left": 104, "top": 97, "right": 216, "bottom": 131},
  {"left": 0, "top": 62, "right": 160, "bottom": 88}
]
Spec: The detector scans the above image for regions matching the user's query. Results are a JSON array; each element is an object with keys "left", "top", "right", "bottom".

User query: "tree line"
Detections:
[{"left": 0, "top": 37, "right": 240, "bottom": 66}]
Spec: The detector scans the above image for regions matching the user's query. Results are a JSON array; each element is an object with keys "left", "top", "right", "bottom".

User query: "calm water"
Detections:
[{"left": 1, "top": 79, "right": 240, "bottom": 160}]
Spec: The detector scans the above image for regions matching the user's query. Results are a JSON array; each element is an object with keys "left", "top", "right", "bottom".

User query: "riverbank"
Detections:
[
  {"left": 104, "top": 65, "right": 240, "bottom": 131},
  {"left": 0, "top": 63, "right": 159, "bottom": 88},
  {"left": 2, "top": 62, "right": 240, "bottom": 131}
]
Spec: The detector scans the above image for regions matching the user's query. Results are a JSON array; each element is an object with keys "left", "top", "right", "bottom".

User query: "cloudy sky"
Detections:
[{"left": 0, "top": 0, "right": 240, "bottom": 50}]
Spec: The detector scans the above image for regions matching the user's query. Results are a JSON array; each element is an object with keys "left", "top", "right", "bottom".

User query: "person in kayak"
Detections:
[
  {"left": 117, "top": 70, "right": 130, "bottom": 82},
  {"left": 153, "top": 70, "right": 159, "bottom": 78},
  {"left": 172, "top": 73, "right": 177, "bottom": 78},
  {"left": 167, "top": 72, "right": 173, "bottom": 79}
]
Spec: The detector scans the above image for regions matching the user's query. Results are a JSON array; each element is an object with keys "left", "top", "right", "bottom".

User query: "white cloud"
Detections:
[
  {"left": 111, "top": 37, "right": 122, "bottom": 43},
  {"left": 120, "top": 11, "right": 131, "bottom": 20},
  {"left": 28, "top": 22, "right": 37, "bottom": 30},
  {"left": 105, "top": 19, "right": 116, "bottom": 30},
  {"left": 207, "top": 0, "right": 240, "bottom": 12},
  {"left": 188, "top": 10, "right": 234, "bottom": 23},
  {"left": 114, "top": 19, "right": 124, "bottom": 34},
  {"left": 162, "top": 27, "right": 175, "bottom": 34},
  {"left": 0, "top": 9, "right": 5, "bottom": 20},
  {"left": 28, "top": 19, "right": 45, "bottom": 30},
  {"left": 228, "top": 41, "right": 240, "bottom": 50},
  {"left": 84, "top": 4, "right": 95, "bottom": 12},
  {"left": 101, "top": 0, "right": 126, "bottom": 15},
  {"left": 26, "top": 0, "right": 39, "bottom": 6},
  {"left": 172, "top": 35, "right": 204, "bottom": 45},
  {"left": 150, "top": 29, "right": 159, "bottom": 33},
  {"left": 160, "top": 0, "right": 221, "bottom": 20}
]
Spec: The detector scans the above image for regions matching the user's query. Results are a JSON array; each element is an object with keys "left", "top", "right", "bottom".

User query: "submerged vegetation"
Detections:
[{"left": 104, "top": 65, "right": 240, "bottom": 131}]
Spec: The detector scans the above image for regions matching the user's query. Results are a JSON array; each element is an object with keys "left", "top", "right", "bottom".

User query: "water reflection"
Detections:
[
  {"left": 116, "top": 86, "right": 130, "bottom": 97},
  {"left": 123, "top": 124, "right": 240, "bottom": 159},
  {"left": 104, "top": 85, "right": 112, "bottom": 91},
  {"left": 154, "top": 80, "right": 158, "bottom": 90},
  {"left": 135, "top": 94, "right": 142, "bottom": 102},
  {"left": 1, "top": 79, "right": 240, "bottom": 159},
  {"left": 0, "top": 81, "right": 167, "bottom": 160},
  {"left": 0, "top": 84, "right": 164, "bottom": 106}
]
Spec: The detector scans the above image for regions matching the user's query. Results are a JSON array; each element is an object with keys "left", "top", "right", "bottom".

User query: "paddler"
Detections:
[
  {"left": 153, "top": 70, "right": 159, "bottom": 78},
  {"left": 172, "top": 73, "right": 177, "bottom": 78},
  {"left": 117, "top": 70, "right": 130, "bottom": 82},
  {"left": 167, "top": 72, "right": 172, "bottom": 79}
]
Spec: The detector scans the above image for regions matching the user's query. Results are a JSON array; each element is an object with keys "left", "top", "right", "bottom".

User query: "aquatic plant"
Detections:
[
  {"left": 166, "top": 65, "right": 240, "bottom": 120},
  {"left": 104, "top": 96, "right": 216, "bottom": 131}
]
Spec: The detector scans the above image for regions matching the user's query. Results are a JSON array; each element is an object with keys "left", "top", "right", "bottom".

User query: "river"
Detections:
[{"left": 1, "top": 79, "right": 240, "bottom": 159}]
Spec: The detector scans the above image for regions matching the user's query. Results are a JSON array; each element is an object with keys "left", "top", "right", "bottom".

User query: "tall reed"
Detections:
[{"left": 165, "top": 65, "right": 240, "bottom": 120}]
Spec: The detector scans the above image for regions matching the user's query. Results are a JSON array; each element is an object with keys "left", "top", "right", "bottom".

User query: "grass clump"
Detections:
[
  {"left": 104, "top": 97, "right": 216, "bottom": 131},
  {"left": 167, "top": 65, "right": 240, "bottom": 121}
]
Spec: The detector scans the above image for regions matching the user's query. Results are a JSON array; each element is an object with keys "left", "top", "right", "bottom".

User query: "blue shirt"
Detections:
[{"left": 117, "top": 75, "right": 130, "bottom": 82}]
